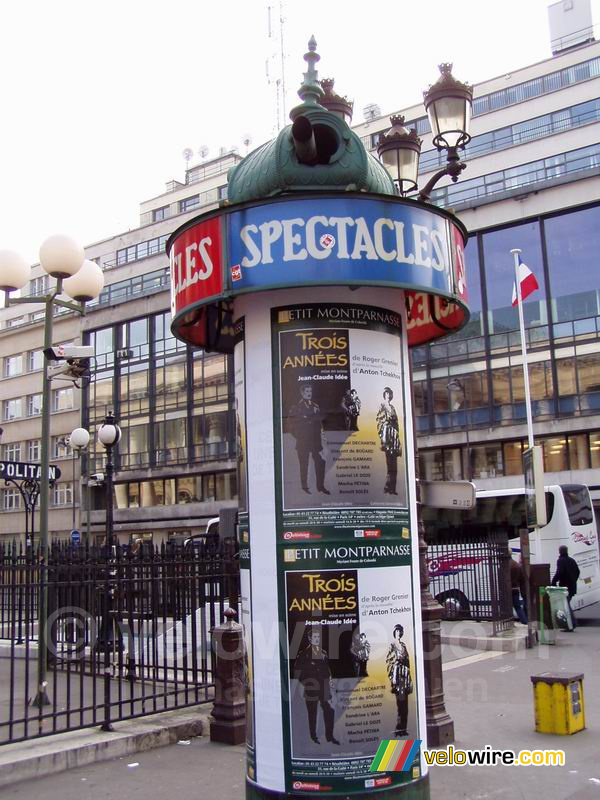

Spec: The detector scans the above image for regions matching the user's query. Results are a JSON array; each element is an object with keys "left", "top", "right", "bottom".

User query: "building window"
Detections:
[
  {"left": 52, "top": 482, "right": 73, "bottom": 506},
  {"left": 471, "top": 56, "right": 600, "bottom": 116},
  {"left": 470, "top": 443, "right": 503, "bottom": 480},
  {"left": 152, "top": 206, "right": 171, "bottom": 222},
  {"left": 179, "top": 195, "right": 200, "bottom": 213},
  {"left": 483, "top": 222, "right": 545, "bottom": 335},
  {"left": 3, "top": 398, "right": 23, "bottom": 420},
  {"left": 123, "top": 318, "right": 149, "bottom": 358},
  {"left": 27, "top": 350, "right": 44, "bottom": 371},
  {"left": 545, "top": 206, "right": 600, "bottom": 324},
  {"left": 51, "top": 436, "right": 71, "bottom": 459},
  {"left": 27, "top": 393, "right": 42, "bottom": 417},
  {"left": 2, "top": 442, "right": 21, "bottom": 462},
  {"left": 3, "top": 354, "right": 23, "bottom": 378},
  {"left": 114, "top": 471, "right": 237, "bottom": 510},
  {"left": 567, "top": 434, "right": 590, "bottom": 471},
  {"left": 29, "top": 274, "right": 49, "bottom": 297},
  {"left": 52, "top": 387, "right": 74, "bottom": 412},
  {"left": 419, "top": 450, "right": 444, "bottom": 482},
  {"left": 542, "top": 437, "right": 568, "bottom": 472},
  {"left": 27, "top": 440, "right": 41, "bottom": 461},
  {"left": 2, "top": 488, "right": 21, "bottom": 511},
  {"left": 503, "top": 441, "right": 524, "bottom": 476},
  {"left": 591, "top": 433, "right": 600, "bottom": 468},
  {"left": 5, "top": 317, "right": 24, "bottom": 328},
  {"left": 441, "top": 449, "right": 463, "bottom": 481},
  {"left": 116, "top": 235, "right": 168, "bottom": 266},
  {"left": 116, "top": 421, "right": 149, "bottom": 469}
]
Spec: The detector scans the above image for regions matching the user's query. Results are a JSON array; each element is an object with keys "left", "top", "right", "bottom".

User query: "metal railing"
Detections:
[
  {"left": 0, "top": 539, "right": 239, "bottom": 745},
  {"left": 430, "top": 141, "right": 600, "bottom": 209},
  {"left": 427, "top": 528, "right": 512, "bottom": 633}
]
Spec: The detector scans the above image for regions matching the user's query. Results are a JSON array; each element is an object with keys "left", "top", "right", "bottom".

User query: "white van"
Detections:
[
  {"left": 426, "top": 484, "right": 600, "bottom": 616},
  {"left": 184, "top": 517, "right": 220, "bottom": 552}
]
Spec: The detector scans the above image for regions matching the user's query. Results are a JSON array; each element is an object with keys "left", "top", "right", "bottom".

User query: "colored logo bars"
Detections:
[{"left": 370, "top": 740, "right": 422, "bottom": 772}]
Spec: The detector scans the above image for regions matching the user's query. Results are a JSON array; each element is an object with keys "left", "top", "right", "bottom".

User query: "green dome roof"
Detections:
[
  {"left": 227, "top": 119, "right": 395, "bottom": 203},
  {"left": 226, "top": 37, "right": 395, "bottom": 204}
]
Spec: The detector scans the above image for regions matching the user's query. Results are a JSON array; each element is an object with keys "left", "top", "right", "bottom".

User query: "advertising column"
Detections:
[
  {"left": 239, "top": 289, "right": 426, "bottom": 798},
  {"left": 235, "top": 317, "right": 258, "bottom": 778}
]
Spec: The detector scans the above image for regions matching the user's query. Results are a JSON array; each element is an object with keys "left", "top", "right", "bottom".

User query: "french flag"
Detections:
[{"left": 511, "top": 256, "right": 539, "bottom": 307}]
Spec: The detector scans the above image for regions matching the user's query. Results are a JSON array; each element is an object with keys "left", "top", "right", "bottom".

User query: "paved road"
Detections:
[{"left": 4, "top": 608, "right": 599, "bottom": 800}]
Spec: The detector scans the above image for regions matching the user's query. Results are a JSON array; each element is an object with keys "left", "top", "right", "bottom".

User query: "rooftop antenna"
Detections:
[
  {"left": 265, "top": 0, "right": 287, "bottom": 136},
  {"left": 362, "top": 103, "right": 381, "bottom": 123},
  {"left": 198, "top": 145, "right": 209, "bottom": 162},
  {"left": 242, "top": 133, "right": 253, "bottom": 153},
  {"left": 182, "top": 148, "right": 193, "bottom": 169}
]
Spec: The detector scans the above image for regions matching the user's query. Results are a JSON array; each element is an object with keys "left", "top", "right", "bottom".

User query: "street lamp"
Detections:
[
  {"left": 377, "top": 63, "right": 472, "bottom": 200},
  {"left": 95, "top": 413, "right": 121, "bottom": 660},
  {"left": 97, "top": 412, "right": 121, "bottom": 549},
  {"left": 447, "top": 377, "right": 471, "bottom": 480},
  {"left": 0, "top": 235, "right": 104, "bottom": 708},
  {"left": 70, "top": 427, "right": 90, "bottom": 541}
]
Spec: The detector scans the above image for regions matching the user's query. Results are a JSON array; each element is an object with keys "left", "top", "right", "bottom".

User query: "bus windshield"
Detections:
[{"left": 562, "top": 485, "right": 594, "bottom": 526}]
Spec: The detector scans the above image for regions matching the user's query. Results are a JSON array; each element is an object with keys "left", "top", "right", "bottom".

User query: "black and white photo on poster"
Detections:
[
  {"left": 274, "top": 304, "right": 407, "bottom": 513},
  {"left": 240, "top": 564, "right": 256, "bottom": 774},
  {"left": 284, "top": 565, "right": 418, "bottom": 768},
  {"left": 234, "top": 317, "right": 248, "bottom": 513}
]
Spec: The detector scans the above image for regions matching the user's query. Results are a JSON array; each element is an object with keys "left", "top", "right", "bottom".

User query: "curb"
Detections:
[
  {"left": 441, "top": 631, "right": 528, "bottom": 652},
  {"left": 0, "top": 706, "right": 211, "bottom": 789}
]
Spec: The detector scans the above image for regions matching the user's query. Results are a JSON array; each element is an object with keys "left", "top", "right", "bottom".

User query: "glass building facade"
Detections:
[
  {"left": 83, "top": 310, "right": 237, "bottom": 533},
  {"left": 414, "top": 201, "right": 600, "bottom": 483}
]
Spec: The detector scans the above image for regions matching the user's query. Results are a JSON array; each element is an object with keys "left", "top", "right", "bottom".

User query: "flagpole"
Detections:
[
  {"left": 511, "top": 247, "right": 537, "bottom": 649},
  {"left": 511, "top": 248, "right": 534, "bottom": 450}
]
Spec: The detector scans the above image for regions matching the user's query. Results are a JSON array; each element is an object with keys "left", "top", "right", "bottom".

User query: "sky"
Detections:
[{"left": 1, "top": 0, "right": 598, "bottom": 263}]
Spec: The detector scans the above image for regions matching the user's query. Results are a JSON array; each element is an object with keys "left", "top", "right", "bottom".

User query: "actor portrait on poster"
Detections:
[
  {"left": 274, "top": 304, "right": 408, "bottom": 514},
  {"left": 285, "top": 564, "right": 418, "bottom": 768},
  {"left": 234, "top": 317, "right": 248, "bottom": 513}
]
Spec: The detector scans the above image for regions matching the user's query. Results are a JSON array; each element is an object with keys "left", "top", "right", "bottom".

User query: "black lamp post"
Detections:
[
  {"left": 0, "top": 236, "right": 104, "bottom": 709},
  {"left": 377, "top": 63, "right": 473, "bottom": 200},
  {"left": 376, "top": 67, "right": 472, "bottom": 750},
  {"left": 69, "top": 427, "right": 90, "bottom": 539},
  {"left": 97, "top": 412, "right": 121, "bottom": 549},
  {"left": 95, "top": 412, "right": 122, "bottom": 657}
]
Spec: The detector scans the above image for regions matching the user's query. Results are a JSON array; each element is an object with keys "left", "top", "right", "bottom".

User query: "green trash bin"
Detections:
[{"left": 539, "top": 586, "right": 574, "bottom": 644}]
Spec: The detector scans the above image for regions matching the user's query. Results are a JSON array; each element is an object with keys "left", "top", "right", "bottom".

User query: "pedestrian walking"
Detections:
[{"left": 551, "top": 545, "right": 580, "bottom": 629}]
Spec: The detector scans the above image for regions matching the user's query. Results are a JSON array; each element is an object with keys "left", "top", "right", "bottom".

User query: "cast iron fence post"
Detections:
[{"left": 210, "top": 607, "right": 246, "bottom": 745}]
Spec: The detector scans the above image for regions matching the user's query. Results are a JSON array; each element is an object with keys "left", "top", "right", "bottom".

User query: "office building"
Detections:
[{"left": 1, "top": 2, "right": 599, "bottom": 541}]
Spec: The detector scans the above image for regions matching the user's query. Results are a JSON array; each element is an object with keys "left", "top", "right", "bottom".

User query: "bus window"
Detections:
[
  {"left": 562, "top": 486, "right": 593, "bottom": 526},
  {"left": 545, "top": 491, "right": 555, "bottom": 524}
]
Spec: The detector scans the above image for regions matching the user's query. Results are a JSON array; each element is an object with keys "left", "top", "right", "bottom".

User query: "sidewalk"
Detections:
[
  {"left": 440, "top": 618, "right": 530, "bottom": 652},
  {"left": 0, "top": 707, "right": 209, "bottom": 789},
  {"left": 1, "top": 611, "right": 598, "bottom": 798}
]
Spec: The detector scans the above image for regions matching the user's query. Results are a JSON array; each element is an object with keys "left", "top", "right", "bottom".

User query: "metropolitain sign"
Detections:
[
  {"left": 0, "top": 461, "right": 61, "bottom": 482},
  {"left": 168, "top": 193, "right": 469, "bottom": 349}
]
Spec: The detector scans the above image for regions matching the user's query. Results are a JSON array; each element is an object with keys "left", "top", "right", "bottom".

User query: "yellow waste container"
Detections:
[{"left": 531, "top": 672, "right": 585, "bottom": 735}]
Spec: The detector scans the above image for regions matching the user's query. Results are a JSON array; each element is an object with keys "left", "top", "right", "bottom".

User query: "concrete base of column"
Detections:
[{"left": 246, "top": 774, "right": 430, "bottom": 800}]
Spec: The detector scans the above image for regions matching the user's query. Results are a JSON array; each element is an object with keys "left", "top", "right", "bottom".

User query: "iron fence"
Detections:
[
  {"left": 0, "top": 539, "right": 239, "bottom": 745},
  {"left": 427, "top": 529, "right": 512, "bottom": 632}
]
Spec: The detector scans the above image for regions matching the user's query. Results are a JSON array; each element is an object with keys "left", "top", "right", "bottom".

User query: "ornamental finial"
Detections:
[
  {"left": 424, "top": 63, "right": 473, "bottom": 101},
  {"left": 290, "top": 36, "right": 325, "bottom": 120}
]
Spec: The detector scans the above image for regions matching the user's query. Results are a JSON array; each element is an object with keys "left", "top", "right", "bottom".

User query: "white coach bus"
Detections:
[{"left": 425, "top": 484, "right": 600, "bottom": 615}]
